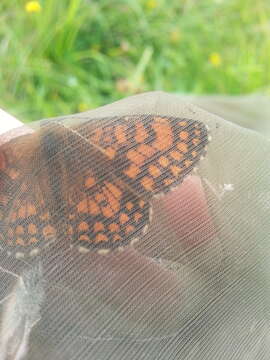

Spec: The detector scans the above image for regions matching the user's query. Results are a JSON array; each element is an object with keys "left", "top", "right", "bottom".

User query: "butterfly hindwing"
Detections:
[{"left": 0, "top": 132, "right": 57, "bottom": 257}]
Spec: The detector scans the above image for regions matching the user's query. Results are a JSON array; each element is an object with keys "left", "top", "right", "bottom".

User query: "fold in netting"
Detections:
[{"left": 0, "top": 92, "right": 269, "bottom": 360}]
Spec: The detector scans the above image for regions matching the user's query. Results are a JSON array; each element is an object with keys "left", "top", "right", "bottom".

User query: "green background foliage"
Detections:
[{"left": 1, "top": 0, "right": 270, "bottom": 122}]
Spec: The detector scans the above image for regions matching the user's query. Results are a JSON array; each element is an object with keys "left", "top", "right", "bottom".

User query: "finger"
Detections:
[
  {"left": 163, "top": 175, "right": 216, "bottom": 248},
  {"left": 160, "top": 175, "right": 224, "bottom": 273}
]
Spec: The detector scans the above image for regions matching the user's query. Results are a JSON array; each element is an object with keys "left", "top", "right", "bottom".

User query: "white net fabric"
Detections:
[{"left": 0, "top": 91, "right": 269, "bottom": 359}]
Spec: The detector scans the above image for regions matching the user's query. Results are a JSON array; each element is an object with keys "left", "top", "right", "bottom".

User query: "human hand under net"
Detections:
[{"left": 0, "top": 92, "right": 269, "bottom": 360}]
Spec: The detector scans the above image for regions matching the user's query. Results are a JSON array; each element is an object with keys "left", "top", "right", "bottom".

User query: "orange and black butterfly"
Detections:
[{"left": 0, "top": 115, "right": 209, "bottom": 258}]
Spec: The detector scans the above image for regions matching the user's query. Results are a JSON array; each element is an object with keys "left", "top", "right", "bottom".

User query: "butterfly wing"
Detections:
[
  {"left": 67, "top": 172, "right": 150, "bottom": 253},
  {"left": 0, "top": 114, "right": 209, "bottom": 256},
  {"left": 0, "top": 132, "right": 58, "bottom": 258},
  {"left": 53, "top": 114, "right": 209, "bottom": 253},
  {"left": 74, "top": 115, "right": 209, "bottom": 198},
  {"left": 38, "top": 121, "right": 150, "bottom": 253}
]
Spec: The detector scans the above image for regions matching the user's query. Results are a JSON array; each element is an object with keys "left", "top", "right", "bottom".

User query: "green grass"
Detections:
[{"left": 1, "top": 0, "right": 270, "bottom": 122}]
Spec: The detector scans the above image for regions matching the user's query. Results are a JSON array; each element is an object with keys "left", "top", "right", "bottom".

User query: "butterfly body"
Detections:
[{"left": 0, "top": 115, "right": 209, "bottom": 258}]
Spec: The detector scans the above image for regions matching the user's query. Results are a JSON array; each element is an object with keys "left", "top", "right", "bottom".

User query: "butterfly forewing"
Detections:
[{"left": 76, "top": 115, "right": 209, "bottom": 198}]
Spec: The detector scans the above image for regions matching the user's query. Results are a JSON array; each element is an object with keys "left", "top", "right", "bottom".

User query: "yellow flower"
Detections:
[
  {"left": 25, "top": 1, "right": 42, "bottom": 13},
  {"left": 78, "top": 103, "right": 89, "bottom": 112},
  {"left": 209, "top": 52, "right": 222, "bottom": 67},
  {"left": 170, "top": 29, "right": 181, "bottom": 43},
  {"left": 146, "top": 0, "right": 158, "bottom": 10}
]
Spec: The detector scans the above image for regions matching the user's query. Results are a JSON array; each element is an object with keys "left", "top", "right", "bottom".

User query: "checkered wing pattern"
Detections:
[
  {"left": 0, "top": 134, "right": 57, "bottom": 257},
  {"left": 77, "top": 115, "right": 209, "bottom": 198},
  {"left": 0, "top": 114, "right": 209, "bottom": 257}
]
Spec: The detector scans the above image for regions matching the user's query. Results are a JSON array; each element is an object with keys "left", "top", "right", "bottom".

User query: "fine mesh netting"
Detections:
[{"left": 0, "top": 91, "right": 269, "bottom": 359}]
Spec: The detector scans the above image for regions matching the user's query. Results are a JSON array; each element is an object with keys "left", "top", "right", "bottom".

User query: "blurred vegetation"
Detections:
[{"left": 0, "top": 0, "right": 270, "bottom": 122}]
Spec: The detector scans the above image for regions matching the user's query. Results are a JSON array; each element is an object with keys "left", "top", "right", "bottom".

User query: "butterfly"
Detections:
[{"left": 0, "top": 114, "right": 209, "bottom": 258}]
